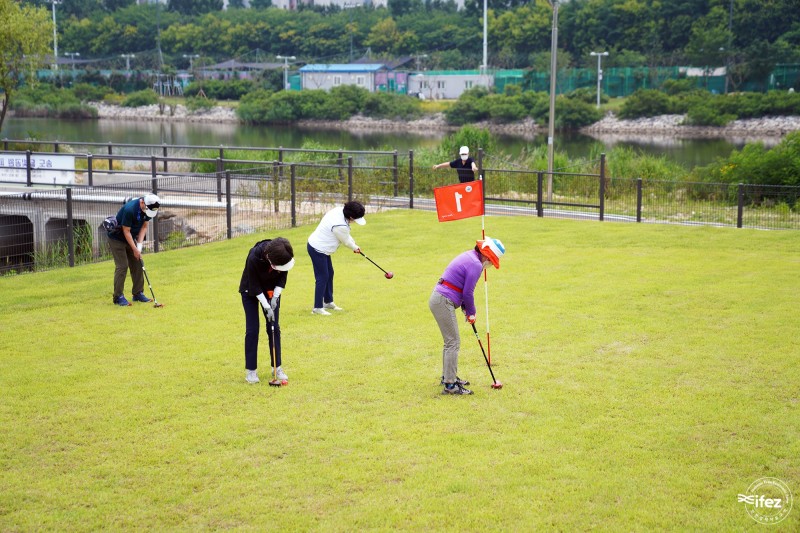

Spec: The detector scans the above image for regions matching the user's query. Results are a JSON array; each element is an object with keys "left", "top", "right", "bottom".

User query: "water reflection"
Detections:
[{"left": 1, "top": 117, "right": 782, "bottom": 169}]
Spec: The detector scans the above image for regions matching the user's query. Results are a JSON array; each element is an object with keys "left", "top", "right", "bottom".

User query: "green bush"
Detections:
[
  {"left": 440, "top": 125, "right": 497, "bottom": 160},
  {"left": 443, "top": 86, "right": 491, "bottom": 125},
  {"left": 484, "top": 94, "right": 527, "bottom": 123},
  {"left": 185, "top": 96, "right": 216, "bottom": 112},
  {"left": 362, "top": 92, "right": 422, "bottom": 120},
  {"left": 555, "top": 97, "right": 602, "bottom": 129},
  {"left": 618, "top": 89, "right": 672, "bottom": 118},
  {"left": 121, "top": 90, "right": 159, "bottom": 107},
  {"left": 661, "top": 79, "right": 696, "bottom": 95},
  {"left": 328, "top": 85, "right": 369, "bottom": 116},
  {"left": 184, "top": 79, "right": 256, "bottom": 100},
  {"left": 691, "top": 131, "right": 800, "bottom": 190},
  {"left": 237, "top": 89, "right": 273, "bottom": 122},
  {"left": 72, "top": 83, "right": 114, "bottom": 102}
]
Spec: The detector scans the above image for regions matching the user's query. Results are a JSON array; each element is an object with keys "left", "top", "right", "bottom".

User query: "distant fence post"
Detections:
[
  {"left": 737, "top": 183, "right": 744, "bottom": 228},
  {"left": 599, "top": 152, "right": 606, "bottom": 221},
  {"left": 290, "top": 164, "right": 297, "bottom": 228},
  {"left": 162, "top": 144, "right": 168, "bottom": 173},
  {"left": 3, "top": 139, "right": 8, "bottom": 151},
  {"left": 393, "top": 150, "right": 399, "bottom": 197},
  {"left": 87, "top": 154, "right": 94, "bottom": 187},
  {"left": 26, "top": 150, "right": 32, "bottom": 187},
  {"left": 278, "top": 147, "right": 284, "bottom": 181},
  {"left": 226, "top": 171, "right": 232, "bottom": 239},
  {"left": 151, "top": 157, "right": 159, "bottom": 253},
  {"left": 54, "top": 142, "right": 59, "bottom": 153},
  {"left": 108, "top": 142, "right": 113, "bottom": 172},
  {"left": 66, "top": 187, "right": 75, "bottom": 268},
  {"left": 636, "top": 178, "right": 643, "bottom": 222},
  {"left": 347, "top": 156, "right": 353, "bottom": 201},
  {"left": 273, "top": 161, "right": 280, "bottom": 213},
  {"left": 478, "top": 148, "right": 484, "bottom": 184},
  {"left": 216, "top": 158, "right": 223, "bottom": 202},
  {"left": 409, "top": 150, "right": 414, "bottom": 209},
  {"left": 537, "top": 172, "right": 544, "bottom": 217},
  {"left": 338, "top": 151, "right": 344, "bottom": 182}
]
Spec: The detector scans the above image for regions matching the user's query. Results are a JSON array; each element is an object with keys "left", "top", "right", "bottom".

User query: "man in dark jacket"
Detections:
[
  {"left": 239, "top": 237, "right": 295, "bottom": 384},
  {"left": 107, "top": 194, "right": 160, "bottom": 306}
]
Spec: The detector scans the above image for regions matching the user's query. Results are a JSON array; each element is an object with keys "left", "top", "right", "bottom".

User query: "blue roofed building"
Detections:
[{"left": 299, "top": 64, "right": 388, "bottom": 92}]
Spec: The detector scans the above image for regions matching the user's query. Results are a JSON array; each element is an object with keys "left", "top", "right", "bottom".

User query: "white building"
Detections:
[
  {"left": 299, "top": 64, "right": 386, "bottom": 92},
  {"left": 409, "top": 70, "right": 493, "bottom": 100}
]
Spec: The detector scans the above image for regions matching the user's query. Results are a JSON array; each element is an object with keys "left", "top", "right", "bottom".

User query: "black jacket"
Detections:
[{"left": 238, "top": 239, "right": 288, "bottom": 296}]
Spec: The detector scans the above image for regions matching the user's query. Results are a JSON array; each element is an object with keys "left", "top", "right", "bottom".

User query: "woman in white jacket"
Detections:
[{"left": 306, "top": 201, "right": 366, "bottom": 315}]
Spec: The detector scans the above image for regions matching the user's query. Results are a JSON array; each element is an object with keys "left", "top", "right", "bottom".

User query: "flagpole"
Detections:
[{"left": 480, "top": 174, "right": 491, "bottom": 366}]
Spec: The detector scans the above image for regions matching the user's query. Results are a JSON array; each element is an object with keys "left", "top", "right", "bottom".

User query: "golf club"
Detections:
[
  {"left": 262, "top": 309, "right": 286, "bottom": 387},
  {"left": 470, "top": 322, "right": 503, "bottom": 389},
  {"left": 140, "top": 258, "right": 164, "bottom": 308},
  {"left": 358, "top": 251, "right": 394, "bottom": 279}
]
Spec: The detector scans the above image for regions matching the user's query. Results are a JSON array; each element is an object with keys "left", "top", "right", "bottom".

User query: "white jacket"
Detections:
[{"left": 307, "top": 207, "right": 358, "bottom": 255}]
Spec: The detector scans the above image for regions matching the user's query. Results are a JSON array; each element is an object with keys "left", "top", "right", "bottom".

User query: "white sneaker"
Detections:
[
  {"left": 275, "top": 366, "right": 288, "bottom": 381},
  {"left": 245, "top": 370, "right": 259, "bottom": 384},
  {"left": 312, "top": 308, "right": 331, "bottom": 315},
  {"left": 323, "top": 302, "right": 343, "bottom": 311}
]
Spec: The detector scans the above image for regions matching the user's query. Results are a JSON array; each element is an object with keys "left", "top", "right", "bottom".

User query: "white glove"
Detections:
[
  {"left": 270, "top": 287, "right": 283, "bottom": 310},
  {"left": 256, "top": 293, "right": 274, "bottom": 321},
  {"left": 136, "top": 242, "right": 143, "bottom": 252}
]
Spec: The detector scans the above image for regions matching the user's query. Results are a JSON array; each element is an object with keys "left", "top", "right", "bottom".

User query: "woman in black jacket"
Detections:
[{"left": 239, "top": 237, "right": 295, "bottom": 384}]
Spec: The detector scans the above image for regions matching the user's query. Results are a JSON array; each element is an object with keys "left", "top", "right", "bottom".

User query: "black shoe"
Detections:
[
  {"left": 442, "top": 382, "right": 473, "bottom": 395},
  {"left": 441, "top": 376, "right": 470, "bottom": 386}
]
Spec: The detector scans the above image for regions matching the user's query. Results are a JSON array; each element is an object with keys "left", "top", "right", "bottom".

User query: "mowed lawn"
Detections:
[{"left": 1, "top": 210, "right": 798, "bottom": 531}]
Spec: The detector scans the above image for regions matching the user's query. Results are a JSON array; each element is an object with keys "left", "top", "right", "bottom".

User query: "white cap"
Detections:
[
  {"left": 143, "top": 194, "right": 160, "bottom": 218},
  {"left": 271, "top": 257, "right": 295, "bottom": 271},
  {"left": 352, "top": 217, "right": 366, "bottom": 226},
  {"left": 459, "top": 146, "right": 469, "bottom": 155}
]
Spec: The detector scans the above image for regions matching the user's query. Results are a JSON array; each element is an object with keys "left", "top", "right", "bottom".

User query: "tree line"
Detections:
[{"left": 20, "top": 0, "right": 800, "bottom": 78}]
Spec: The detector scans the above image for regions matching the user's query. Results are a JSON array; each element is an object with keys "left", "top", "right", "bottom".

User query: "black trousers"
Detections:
[{"left": 241, "top": 292, "right": 282, "bottom": 371}]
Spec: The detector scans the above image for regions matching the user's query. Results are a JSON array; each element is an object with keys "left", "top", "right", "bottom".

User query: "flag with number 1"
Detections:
[{"left": 433, "top": 180, "right": 484, "bottom": 222}]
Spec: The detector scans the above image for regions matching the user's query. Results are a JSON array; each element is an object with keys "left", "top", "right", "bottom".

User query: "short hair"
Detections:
[
  {"left": 265, "top": 237, "right": 293, "bottom": 266},
  {"left": 343, "top": 201, "right": 365, "bottom": 221}
]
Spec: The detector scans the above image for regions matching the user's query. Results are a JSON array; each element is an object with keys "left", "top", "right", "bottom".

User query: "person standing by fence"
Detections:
[
  {"left": 433, "top": 146, "right": 479, "bottom": 183},
  {"left": 107, "top": 194, "right": 160, "bottom": 306}
]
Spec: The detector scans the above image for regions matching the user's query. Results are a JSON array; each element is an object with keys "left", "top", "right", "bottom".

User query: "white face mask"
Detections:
[{"left": 460, "top": 154, "right": 468, "bottom": 160}]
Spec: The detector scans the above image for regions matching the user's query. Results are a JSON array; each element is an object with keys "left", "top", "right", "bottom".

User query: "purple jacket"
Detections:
[{"left": 433, "top": 249, "right": 483, "bottom": 315}]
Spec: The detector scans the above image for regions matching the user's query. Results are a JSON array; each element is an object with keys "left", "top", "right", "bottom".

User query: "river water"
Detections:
[{"left": 1, "top": 117, "right": 784, "bottom": 170}]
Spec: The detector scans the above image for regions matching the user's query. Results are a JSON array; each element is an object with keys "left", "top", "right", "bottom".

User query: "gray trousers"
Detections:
[
  {"left": 108, "top": 236, "right": 144, "bottom": 298},
  {"left": 429, "top": 290, "right": 460, "bottom": 384}
]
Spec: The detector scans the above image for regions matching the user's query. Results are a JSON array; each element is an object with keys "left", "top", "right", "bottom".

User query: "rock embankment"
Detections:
[
  {"left": 91, "top": 103, "right": 800, "bottom": 137},
  {"left": 93, "top": 102, "right": 238, "bottom": 123}
]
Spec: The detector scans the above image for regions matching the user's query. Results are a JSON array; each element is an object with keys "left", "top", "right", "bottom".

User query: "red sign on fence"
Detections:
[{"left": 434, "top": 180, "right": 484, "bottom": 222}]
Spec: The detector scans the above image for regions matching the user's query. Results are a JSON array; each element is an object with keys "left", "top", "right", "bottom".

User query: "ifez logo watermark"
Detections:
[{"left": 738, "top": 477, "right": 793, "bottom": 525}]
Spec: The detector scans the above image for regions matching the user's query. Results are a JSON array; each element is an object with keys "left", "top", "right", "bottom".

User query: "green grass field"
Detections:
[{"left": 1, "top": 211, "right": 798, "bottom": 531}]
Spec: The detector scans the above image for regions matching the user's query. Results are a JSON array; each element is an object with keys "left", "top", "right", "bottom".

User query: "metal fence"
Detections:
[{"left": 1, "top": 142, "right": 799, "bottom": 274}]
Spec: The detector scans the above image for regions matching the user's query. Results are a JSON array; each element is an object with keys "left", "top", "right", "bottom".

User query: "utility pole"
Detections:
[
  {"left": 277, "top": 55, "right": 296, "bottom": 91},
  {"left": 121, "top": 54, "right": 136, "bottom": 74},
  {"left": 183, "top": 54, "right": 200, "bottom": 71},
  {"left": 546, "top": 0, "right": 559, "bottom": 201},
  {"left": 343, "top": 2, "right": 358, "bottom": 62},
  {"left": 50, "top": 0, "right": 62, "bottom": 73},
  {"left": 482, "top": 0, "right": 488, "bottom": 73},
  {"left": 725, "top": 0, "right": 733, "bottom": 94},
  {"left": 590, "top": 51, "right": 608, "bottom": 108}
]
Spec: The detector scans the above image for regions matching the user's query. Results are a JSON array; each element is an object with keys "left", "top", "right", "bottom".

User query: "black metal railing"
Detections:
[{"left": 2, "top": 141, "right": 799, "bottom": 274}]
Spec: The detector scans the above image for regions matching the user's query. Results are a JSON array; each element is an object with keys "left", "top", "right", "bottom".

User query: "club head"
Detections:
[
  {"left": 491, "top": 382, "right": 503, "bottom": 389},
  {"left": 268, "top": 380, "right": 282, "bottom": 387},
  {"left": 153, "top": 302, "right": 164, "bottom": 308},
  {"left": 385, "top": 271, "right": 394, "bottom": 279}
]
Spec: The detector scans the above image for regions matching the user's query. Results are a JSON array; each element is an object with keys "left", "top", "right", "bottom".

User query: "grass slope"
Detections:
[{"left": 1, "top": 212, "right": 798, "bottom": 531}]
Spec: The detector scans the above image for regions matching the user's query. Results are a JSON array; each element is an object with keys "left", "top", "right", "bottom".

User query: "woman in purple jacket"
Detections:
[{"left": 429, "top": 237, "right": 505, "bottom": 395}]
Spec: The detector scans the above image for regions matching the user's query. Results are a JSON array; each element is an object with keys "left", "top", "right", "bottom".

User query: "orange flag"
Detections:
[{"left": 433, "top": 180, "right": 484, "bottom": 222}]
